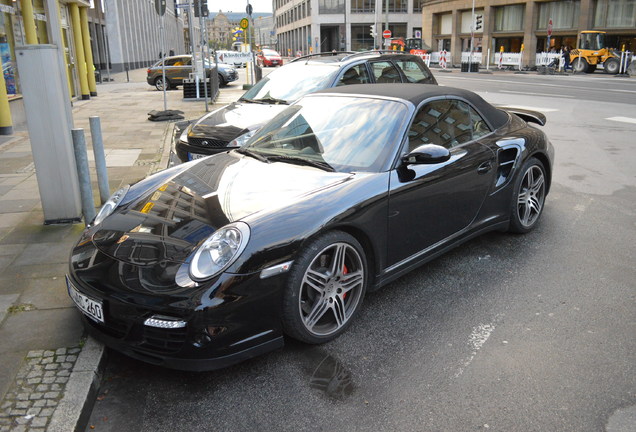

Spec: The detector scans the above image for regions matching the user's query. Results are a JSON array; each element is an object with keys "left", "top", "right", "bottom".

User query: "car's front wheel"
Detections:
[
  {"left": 282, "top": 231, "right": 367, "bottom": 344},
  {"left": 509, "top": 157, "right": 547, "bottom": 233},
  {"left": 218, "top": 73, "right": 226, "bottom": 87}
]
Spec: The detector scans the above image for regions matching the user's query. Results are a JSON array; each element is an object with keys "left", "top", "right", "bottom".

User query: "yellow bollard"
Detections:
[
  {"left": 20, "top": 0, "right": 38, "bottom": 44},
  {"left": 0, "top": 69, "right": 13, "bottom": 135},
  {"left": 69, "top": 3, "right": 90, "bottom": 99},
  {"left": 80, "top": 7, "right": 97, "bottom": 96}
]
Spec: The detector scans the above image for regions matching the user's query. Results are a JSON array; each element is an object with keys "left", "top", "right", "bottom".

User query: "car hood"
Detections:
[
  {"left": 188, "top": 101, "right": 288, "bottom": 144},
  {"left": 90, "top": 152, "right": 353, "bottom": 265}
]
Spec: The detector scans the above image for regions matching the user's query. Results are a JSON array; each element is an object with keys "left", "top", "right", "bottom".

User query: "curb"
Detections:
[{"left": 47, "top": 337, "right": 105, "bottom": 432}]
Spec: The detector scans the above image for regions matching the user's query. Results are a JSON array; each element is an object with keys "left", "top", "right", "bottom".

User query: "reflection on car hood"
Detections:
[
  {"left": 188, "top": 102, "right": 288, "bottom": 143},
  {"left": 90, "top": 152, "right": 352, "bottom": 265}
]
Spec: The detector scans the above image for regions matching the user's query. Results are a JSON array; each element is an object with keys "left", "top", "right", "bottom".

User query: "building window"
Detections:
[
  {"left": 413, "top": 0, "right": 423, "bottom": 13},
  {"left": 351, "top": 0, "right": 374, "bottom": 13},
  {"left": 319, "top": 0, "right": 344, "bottom": 14},
  {"left": 494, "top": 5, "right": 525, "bottom": 32},
  {"left": 594, "top": 0, "right": 636, "bottom": 28},
  {"left": 537, "top": 1, "right": 580, "bottom": 29},
  {"left": 437, "top": 13, "right": 452, "bottom": 35},
  {"left": 0, "top": 0, "right": 18, "bottom": 95},
  {"left": 351, "top": 24, "right": 375, "bottom": 50},
  {"left": 460, "top": 9, "right": 484, "bottom": 33},
  {"left": 382, "top": 0, "right": 407, "bottom": 14}
]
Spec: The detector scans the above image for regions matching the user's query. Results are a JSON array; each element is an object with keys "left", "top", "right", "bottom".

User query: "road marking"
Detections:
[
  {"left": 606, "top": 116, "right": 636, "bottom": 124},
  {"left": 500, "top": 90, "right": 574, "bottom": 98},
  {"left": 440, "top": 75, "right": 636, "bottom": 94},
  {"left": 455, "top": 322, "right": 496, "bottom": 378}
]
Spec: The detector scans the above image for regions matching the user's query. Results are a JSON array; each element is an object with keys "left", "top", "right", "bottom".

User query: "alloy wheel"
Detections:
[
  {"left": 299, "top": 242, "right": 364, "bottom": 337},
  {"left": 517, "top": 165, "right": 545, "bottom": 228}
]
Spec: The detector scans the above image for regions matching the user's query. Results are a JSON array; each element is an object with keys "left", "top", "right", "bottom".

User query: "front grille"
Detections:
[
  {"left": 141, "top": 326, "right": 188, "bottom": 354},
  {"left": 87, "top": 314, "right": 130, "bottom": 339},
  {"left": 187, "top": 136, "right": 228, "bottom": 148}
]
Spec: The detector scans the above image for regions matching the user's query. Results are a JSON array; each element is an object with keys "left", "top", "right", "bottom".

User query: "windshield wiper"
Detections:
[
  {"left": 236, "top": 147, "right": 269, "bottom": 163},
  {"left": 253, "top": 96, "right": 288, "bottom": 105},
  {"left": 238, "top": 98, "right": 268, "bottom": 104},
  {"left": 266, "top": 155, "right": 334, "bottom": 172}
]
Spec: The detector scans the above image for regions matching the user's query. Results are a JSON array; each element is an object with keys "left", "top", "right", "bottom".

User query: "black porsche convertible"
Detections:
[{"left": 67, "top": 84, "right": 554, "bottom": 370}]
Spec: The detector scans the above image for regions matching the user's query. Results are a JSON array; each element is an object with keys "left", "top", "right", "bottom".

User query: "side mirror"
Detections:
[{"left": 402, "top": 144, "right": 451, "bottom": 165}]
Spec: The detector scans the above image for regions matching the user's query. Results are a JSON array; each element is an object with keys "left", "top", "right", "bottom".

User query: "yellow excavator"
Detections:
[{"left": 570, "top": 31, "right": 621, "bottom": 74}]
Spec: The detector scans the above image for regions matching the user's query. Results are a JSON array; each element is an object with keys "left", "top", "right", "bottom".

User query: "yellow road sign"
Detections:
[{"left": 240, "top": 18, "right": 249, "bottom": 29}]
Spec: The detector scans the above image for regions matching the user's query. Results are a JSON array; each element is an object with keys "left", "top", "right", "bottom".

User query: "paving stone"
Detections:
[
  {"left": 55, "top": 348, "right": 67, "bottom": 356},
  {"left": 46, "top": 400, "right": 56, "bottom": 407},
  {"left": 43, "top": 391, "right": 59, "bottom": 399},
  {"left": 9, "top": 408, "right": 26, "bottom": 416},
  {"left": 65, "top": 354, "right": 77, "bottom": 362},
  {"left": 68, "top": 348, "right": 80, "bottom": 354},
  {"left": 43, "top": 371, "right": 55, "bottom": 378},
  {"left": 10, "top": 425, "right": 26, "bottom": 432},
  {"left": 56, "top": 370, "right": 70, "bottom": 377},
  {"left": 26, "top": 407, "right": 40, "bottom": 417},
  {"left": 35, "top": 384, "right": 48, "bottom": 392},
  {"left": 43, "top": 351, "right": 54, "bottom": 357},
  {"left": 28, "top": 393, "right": 42, "bottom": 400},
  {"left": 50, "top": 383, "right": 62, "bottom": 391},
  {"left": 40, "top": 357, "right": 52, "bottom": 365},
  {"left": 42, "top": 377, "right": 55, "bottom": 384},
  {"left": 61, "top": 362, "right": 73, "bottom": 369},
  {"left": 15, "top": 401, "right": 29, "bottom": 409},
  {"left": 16, "top": 393, "right": 28, "bottom": 401},
  {"left": 26, "top": 371, "right": 42, "bottom": 379},
  {"left": 44, "top": 363, "right": 58, "bottom": 371},
  {"left": 39, "top": 408, "right": 54, "bottom": 417},
  {"left": 32, "top": 416, "right": 48, "bottom": 427},
  {"left": 32, "top": 428, "right": 46, "bottom": 432},
  {"left": 54, "top": 377, "right": 68, "bottom": 384},
  {"left": 32, "top": 400, "right": 46, "bottom": 408},
  {"left": 27, "top": 378, "right": 39, "bottom": 385}
]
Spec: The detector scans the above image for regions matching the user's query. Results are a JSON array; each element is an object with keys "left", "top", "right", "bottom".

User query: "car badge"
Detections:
[
  {"left": 202, "top": 140, "right": 209, "bottom": 146},
  {"left": 116, "top": 235, "right": 129, "bottom": 244}
]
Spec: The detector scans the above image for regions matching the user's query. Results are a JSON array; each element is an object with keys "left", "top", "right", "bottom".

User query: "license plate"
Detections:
[
  {"left": 66, "top": 276, "right": 104, "bottom": 323},
  {"left": 188, "top": 152, "right": 208, "bottom": 160}
]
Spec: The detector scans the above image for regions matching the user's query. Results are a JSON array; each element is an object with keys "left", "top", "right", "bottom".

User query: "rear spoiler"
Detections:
[{"left": 498, "top": 106, "right": 547, "bottom": 126}]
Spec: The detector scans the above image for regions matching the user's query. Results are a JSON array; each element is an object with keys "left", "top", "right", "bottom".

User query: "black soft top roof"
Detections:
[{"left": 314, "top": 84, "right": 509, "bottom": 130}]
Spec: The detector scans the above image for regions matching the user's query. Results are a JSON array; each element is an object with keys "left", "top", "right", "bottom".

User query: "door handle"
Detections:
[{"left": 477, "top": 161, "right": 492, "bottom": 174}]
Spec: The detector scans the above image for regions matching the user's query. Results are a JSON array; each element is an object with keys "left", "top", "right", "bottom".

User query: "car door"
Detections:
[
  {"left": 392, "top": 58, "right": 437, "bottom": 84},
  {"left": 386, "top": 98, "right": 496, "bottom": 268}
]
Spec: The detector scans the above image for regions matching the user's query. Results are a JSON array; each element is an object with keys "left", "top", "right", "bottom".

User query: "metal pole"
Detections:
[
  {"left": 71, "top": 128, "right": 96, "bottom": 225},
  {"left": 161, "top": 14, "right": 167, "bottom": 110},
  {"left": 486, "top": 47, "right": 490, "bottom": 71},
  {"left": 89, "top": 116, "right": 110, "bottom": 205},
  {"left": 469, "top": 0, "right": 475, "bottom": 72},
  {"left": 198, "top": 1, "right": 208, "bottom": 111}
]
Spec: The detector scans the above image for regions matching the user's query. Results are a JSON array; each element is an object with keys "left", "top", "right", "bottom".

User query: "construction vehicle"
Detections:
[
  {"left": 389, "top": 38, "right": 430, "bottom": 57},
  {"left": 570, "top": 31, "right": 620, "bottom": 74}
]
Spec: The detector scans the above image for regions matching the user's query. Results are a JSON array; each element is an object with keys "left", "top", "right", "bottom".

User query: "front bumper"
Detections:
[
  {"left": 67, "top": 245, "right": 287, "bottom": 370},
  {"left": 175, "top": 139, "right": 236, "bottom": 163}
]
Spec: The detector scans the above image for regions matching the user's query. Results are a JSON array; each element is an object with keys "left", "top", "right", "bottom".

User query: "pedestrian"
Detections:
[
  {"left": 158, "top": 51, "right": 163, "bottom": 59},
  {"left": 562, "top": 46, "right": 571, "bottom": 71},
  {"left": 169, "top": 49, "right": 175, "bottom": 56}
]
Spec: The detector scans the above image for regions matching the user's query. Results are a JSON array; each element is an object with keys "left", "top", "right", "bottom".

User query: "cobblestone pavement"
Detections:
[{"left": 0, "top": 347, "right": 79, "bottom": 431}]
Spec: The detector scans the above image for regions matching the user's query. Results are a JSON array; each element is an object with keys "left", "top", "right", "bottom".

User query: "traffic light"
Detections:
[
  {"left": 475, "top": 14, "right": 483, "bottom": 31},
  {"left": 370, "top": 24, "right": 376, "bottom": 38},
  {"left": 193, "top": 0, "right": 209, "bottom": 17}
]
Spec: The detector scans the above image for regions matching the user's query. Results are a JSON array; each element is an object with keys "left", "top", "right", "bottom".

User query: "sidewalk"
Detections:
[{"left": 0, "top": 67, "right": 246, "bottom": 432}]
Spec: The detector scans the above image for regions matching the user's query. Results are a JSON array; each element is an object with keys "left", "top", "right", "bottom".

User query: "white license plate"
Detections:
[
  {"left": 66, "top": 276, "right": 104, "bottom": 323},
  {"left": 189, "top": 152, "right": 208, "bottom": 160}
]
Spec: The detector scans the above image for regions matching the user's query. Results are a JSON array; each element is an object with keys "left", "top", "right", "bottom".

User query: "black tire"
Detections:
[
  {"left": 282, "top": 231, "right": 367, "bottom": 344},
  {"left": 218, "top": 73, "right": 226, "bottom": 87},
  {"left": 509, "top": 157, "right": 547, "bottom": 234},
  {"left": 604, "top": 58, "right": 620, "bottom": 74},
  {"left": 571, "top": 57, "right": 588, "bottom": 73},
  {"left": 154, "top": 76, "right": 168, "bottom": 91},
  {"left": 587, "top": 64, "right": 597, "bottom": 73}
]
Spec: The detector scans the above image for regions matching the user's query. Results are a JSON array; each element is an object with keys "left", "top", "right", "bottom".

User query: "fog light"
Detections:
[{"left": 144, "top": 315, "right": 187, "bottom": 329}]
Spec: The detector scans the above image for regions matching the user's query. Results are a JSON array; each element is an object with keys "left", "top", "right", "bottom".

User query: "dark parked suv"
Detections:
[
  {"left": 147, "top": 55, "right": 239, "bottom": 90},
  {"left": 173, "top": 51, "right": 437, "bottom": 162}
]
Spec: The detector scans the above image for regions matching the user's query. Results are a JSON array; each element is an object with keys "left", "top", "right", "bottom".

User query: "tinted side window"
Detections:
[
  {"left": 394, "top": 60, "right": 432, "bottom": 84},
  {"left": 466, "top": 101, "right": 492, "bottom": 139},
  {"left": 407, "top": 99, "right": 476, "bottom": 151},
  {"left": 164, "top": 58, "right": 178, "bottom": 66},
  {"left": 371, "top": 61, "right": 401, "bottom": 83},
  {"left": 337, "top": 64, "right": 371, "bottom": 86}
]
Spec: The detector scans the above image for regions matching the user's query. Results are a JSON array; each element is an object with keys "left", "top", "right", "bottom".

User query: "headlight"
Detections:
[
  {"left": 189, "top": 222, "right": 250, "bottom": 281},
  {"left": 229, "top": 129, "right": 258, "bottom": 147},
  {"left": 92, "top": 185, "right": 130, "bottom": 226}
]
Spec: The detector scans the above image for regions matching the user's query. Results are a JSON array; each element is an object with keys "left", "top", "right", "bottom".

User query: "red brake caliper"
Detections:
[{"left": 342, "top": 265, "right": 348, "bottom": 299}]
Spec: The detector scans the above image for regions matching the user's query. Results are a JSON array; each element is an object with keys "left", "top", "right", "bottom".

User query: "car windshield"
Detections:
[
  {"left": 241, "top": 63, "right": 340, "bottom": 103},
  {"left": 262, "top": 49, "right": 279, "bottom": 56},
  {"left": 242, "top": 95, "right": 409, "bottom": 173}
]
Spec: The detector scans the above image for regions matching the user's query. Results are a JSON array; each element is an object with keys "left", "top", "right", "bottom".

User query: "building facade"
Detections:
[
  {"left": 207, "top": 11, "right": 273, "bottom": 50},
  {"left": 421, "top": 0, "right": 636, "bottom": 66},
  {"left": 274, "top": 0, "right": 426, "bottom": 55}
]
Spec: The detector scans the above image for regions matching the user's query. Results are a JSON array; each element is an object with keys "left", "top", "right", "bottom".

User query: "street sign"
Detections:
[
  {"left": 383, "top": 29, "right": 392, "bottom": 39},
  {"left": 240, "top": 18, "right": 249, "bottom": 29},
  {"left": 547, "top": 19, "right": 553, "bottom": 36},
  {"left": 154, "top": 0, "right": 166, "bottom": 16}
]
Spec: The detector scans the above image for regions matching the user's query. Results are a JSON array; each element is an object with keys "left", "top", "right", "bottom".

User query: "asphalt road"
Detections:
[{"left": 85, "top": 71, "right": 636, "bottom": 432}]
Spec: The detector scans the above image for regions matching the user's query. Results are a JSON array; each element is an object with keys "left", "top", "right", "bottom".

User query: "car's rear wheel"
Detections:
[
  {"left": 282, "top": 231, "right": 367, "bottom": 344},
  {"left": 509, "top": 157, "right": 547, "bottom": 233},
  {"left": 154, "top": 76, "right": 168, "bottom": 91}
]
